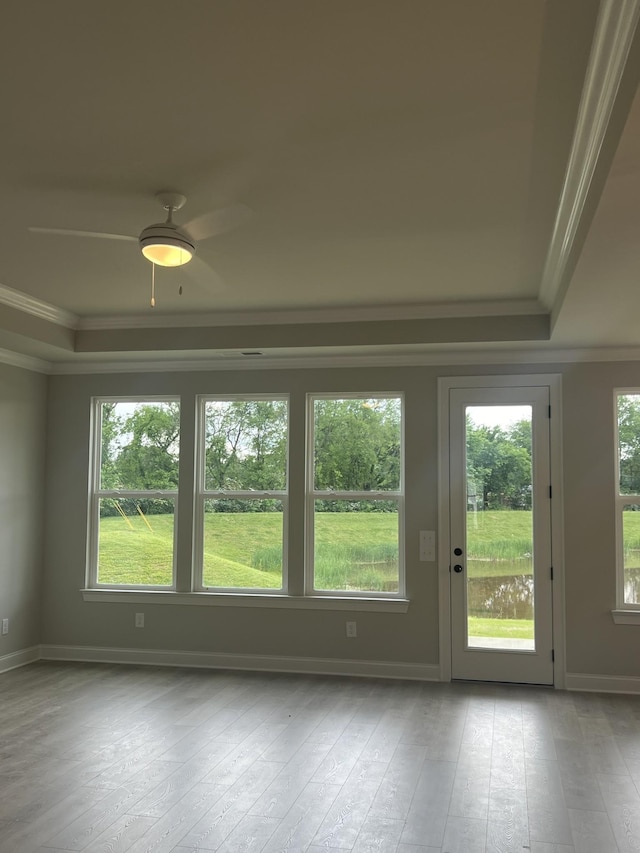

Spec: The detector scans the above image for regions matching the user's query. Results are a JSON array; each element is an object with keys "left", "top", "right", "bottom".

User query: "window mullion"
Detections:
[
  {"left": 202, "top": 491, "right": 287, "bottom": 499},
  {"left": 98, "top": 490, "right": 178, "bottom": 499},
  {"left": 174, "top": 393, "right": 196, "bottom": 593},
  {"left": 312, "top": 490, "right": 401, "bottom": 500}
]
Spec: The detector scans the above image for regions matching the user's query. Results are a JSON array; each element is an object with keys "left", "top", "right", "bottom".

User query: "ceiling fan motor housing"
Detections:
[{"left": 139, "top": 222, "right": 196, "bottom": 266}]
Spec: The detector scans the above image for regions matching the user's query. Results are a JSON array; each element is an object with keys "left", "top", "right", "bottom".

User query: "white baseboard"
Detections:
[
  {"left": 39, "top": 644, "right": 440, "bottom": 682},
  {"left": 6, "top": 646, "right": 640, "bottom": 694},
  {"left": 565, "top": 672, "right": 640, "bottom": 694},
  {"left": 0, "top": 645, "right": 41, "bottom": 674}
]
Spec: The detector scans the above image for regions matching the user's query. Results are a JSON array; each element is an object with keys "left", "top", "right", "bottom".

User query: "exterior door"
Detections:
[{"left": 449, "top": 385, "right": 554, "bottom": 684}]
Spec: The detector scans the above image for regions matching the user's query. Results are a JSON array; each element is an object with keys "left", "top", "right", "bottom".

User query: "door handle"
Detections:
[{"left": 453, "top": 564, "right": 463, "bottom": 573}]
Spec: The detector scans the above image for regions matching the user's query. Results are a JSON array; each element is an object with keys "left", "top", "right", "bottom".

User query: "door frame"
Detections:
[{"left": 437, "top": 374, "right": 565, "bottom": 687}]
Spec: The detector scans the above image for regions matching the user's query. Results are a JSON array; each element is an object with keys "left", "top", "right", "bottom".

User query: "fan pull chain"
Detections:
[{"left": 151, "top": 262, "right": 156, "bottom": 308}]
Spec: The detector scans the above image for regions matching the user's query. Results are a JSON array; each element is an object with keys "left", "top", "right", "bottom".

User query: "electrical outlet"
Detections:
[
  {"left": 135, "top": 613, "right": 144, "bottom": 628},
  {"left": 1, "top": 618, "right": 8, "bottom": 635},
  {"left": 346, "top": 621, "right": 357, "bottom": 638}
]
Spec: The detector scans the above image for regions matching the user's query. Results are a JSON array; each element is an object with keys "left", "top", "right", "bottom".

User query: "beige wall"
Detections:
[
  {"left": 0, "top": 363, "right": 47, "bottom": 657},
  {"left": 40, "top": 360, "right": 640, "bottom": 680},
  {"left": 561, "top": 361, "right": 639, "bottom": 676}
]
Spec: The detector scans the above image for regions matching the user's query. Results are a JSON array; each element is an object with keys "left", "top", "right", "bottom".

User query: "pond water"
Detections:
[
  {"left": 625, "top": 567, "right": 640, "bottom": 605},
  {"left": 467, "top": 565, "right": 640, "bottom": 622},
  {"left": 467, "top": 562, "right": 533, "bottom": 620}
]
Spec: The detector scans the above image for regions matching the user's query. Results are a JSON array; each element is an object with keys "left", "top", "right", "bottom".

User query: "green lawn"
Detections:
[
  {"left": 622, "top": 509, "right": 640, "bottom": 566},
  {"left": 97, "top": 510, "right": 535, "bottom": 637},
  {"left": 98, "top": 510, "right": 401, "bottom": 590},
  {"left": 99, "top": 510, "right": 536, "bottom": 582},
  {"left": 98, "top": 513, "right": 175, "bottom": 585},
  {"left": 468, "top": 616, "right": 533, "bottom": 640}
]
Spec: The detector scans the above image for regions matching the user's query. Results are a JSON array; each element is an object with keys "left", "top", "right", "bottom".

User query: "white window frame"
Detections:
[
  {"left": 613, "top": 389, "right": 640, "bottom": 621},
  {"left": 305, "top": 392, "right": 405, "bottom": 598},
  {"left": 194, "top": 394, "right": 289, "bottom": 594},
  {"left": 87, "top": 396, "right": 180, "bottom": 590}
]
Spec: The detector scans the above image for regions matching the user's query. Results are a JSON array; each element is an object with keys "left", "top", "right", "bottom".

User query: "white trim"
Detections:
[
  {"left": 39, "top": 643, "right": 436, "bottom": 680},
  {"left": 305, "top": 393, "right": 316, "bottom": 597},
  {"left": 565, "top": 672, "right": 640, "bottom": 694},
  {"left": 47, "top": 344, "right": 640, "bottom": 376},
  {"left": 0, "top": 347, "right": 50, "bottom": 374},
  {"left": 80, "top": 589, "right": 410, "bottom": 612},
  {"left": 549, "top": 376, "right": 567, "bottom": 688},
  {"left": 0, "top": 645, "right": 41, "bottom": 674},
  {"left": 6, "top": 644, "right": 640, "bottom": 692},
  {"left": 437, "top": 374, "right": 565, "bottom": 687},
  {"left": 540, "top": 0, "right": 640, "bottom": 317},
  {"left": 614, "top": 497, "right": 633, "bottom": 610},
  {"left": 0, "top": 282, "right": 78, "bottom": 328},
  {"left": 77, "top": 299, "right": 545, "bottom": 331},
  {"left": 437, "top": 380, "right": 452, "bottom": 683},
  {"left": 612, "top": 390, "right": 640, "bottom": 611},
  {"left": 611, "top": 609, "right": 640, "bottom": 625}
]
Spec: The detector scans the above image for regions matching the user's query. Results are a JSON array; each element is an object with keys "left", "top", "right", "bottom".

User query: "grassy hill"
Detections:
[{"left": 97, "top": 509, "right": 541, "bottom": 587}]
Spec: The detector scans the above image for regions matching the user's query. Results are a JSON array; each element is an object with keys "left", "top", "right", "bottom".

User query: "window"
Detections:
[
  {"left": 616, "top": 392, "right": 640, "bottom": 609},
  {"left": 86, "top": 391, "right": 406, "bottom": 608},
  {"left": 196, "top": 397, "right": 289, "bottom": 591},
  {"left": 307, "top": 395, "right": 404, "bottom": 596},
  {"left": 88, "top": 398, "right": 180, "bottom": 588}
]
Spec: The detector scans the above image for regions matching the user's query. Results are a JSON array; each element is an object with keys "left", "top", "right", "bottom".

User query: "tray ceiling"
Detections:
[{"left": 0, "top": 0, "right": 638, "bottom": 369}]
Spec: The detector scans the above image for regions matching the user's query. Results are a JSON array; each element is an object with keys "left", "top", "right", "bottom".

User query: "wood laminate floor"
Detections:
[{"left": 1, "top": 662, "right": 640, "bottom": 852}]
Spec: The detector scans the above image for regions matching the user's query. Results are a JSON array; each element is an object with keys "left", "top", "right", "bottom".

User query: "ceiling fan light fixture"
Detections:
[{"left": 139, "top": 223, "right": 195, "bottom": 267}]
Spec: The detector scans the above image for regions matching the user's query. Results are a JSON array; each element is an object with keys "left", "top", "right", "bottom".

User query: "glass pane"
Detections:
[
  {"left": 313, "top": 398, "right": 401, "bottom": 491},
  {"left": 622, "top": 505, "right": 640, "bottom": 605},
  {"left": 204, "top": 400, "right": 288, "bottom": 490},
  {"left": 618, "top": 394, "right": 640, "bottom": 495},
  {"left": 97, "top": 497, "right": 174, "bottom": 586},
  {"left": 465, "top": 405, "right": 534, "bottom": 650},
  {"left": 99, "top": 401, "right": 179, "bottom": 490},
  {"left": 202, "top": 499, "right": 284, "bottom": 589},
  {"left": 314, "top": 500, "right": 398, "bottom": 592}
]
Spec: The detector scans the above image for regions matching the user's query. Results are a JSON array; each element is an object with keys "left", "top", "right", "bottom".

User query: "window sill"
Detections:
[
  {"left": 611, "top": 609, "right": 640, "bottom": 625},
  {"left": 80, "top": 589, "right": 410, "bottom": 613}
]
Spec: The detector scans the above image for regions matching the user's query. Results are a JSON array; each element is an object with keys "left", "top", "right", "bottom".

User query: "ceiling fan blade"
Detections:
[
  {"left": 183, "top": 203, "right": 252, "bottom": 242},
  {"left": 29, "top": 226, "right": 137, "bottom": 242},
  {"left": 181, "top": 255, "right": 227, "bottom": 295}
]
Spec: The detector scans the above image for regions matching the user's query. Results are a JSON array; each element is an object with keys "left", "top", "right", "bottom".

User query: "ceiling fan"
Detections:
[{"left": 29, "top": 191, "right": 251, "bottom": 306}]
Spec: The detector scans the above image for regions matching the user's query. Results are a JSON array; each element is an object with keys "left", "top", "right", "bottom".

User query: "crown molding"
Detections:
[
  {"left": 0, "top": 280, "right": 546, "bottom": 333},
  {"left": 46, "top": 343, "right": 640, "bottom": 375},
  {"left": 0, "top": 347, "right": 51, "bottom": 374},
  {"left": 77, "top": 299, "right": 545, "bottom": 331},
  {"left": 0, "top": 282, "right": 78, "bottom": 328},
  {"left": 539, "top": 0, "right": 640, "bottom": 314}
]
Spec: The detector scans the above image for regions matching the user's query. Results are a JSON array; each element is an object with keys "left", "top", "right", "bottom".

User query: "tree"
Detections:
[
  {"left": 617, "top": 395, "right": 640, "bottom": 494},
  {"left": 466, "top": 418, "right": 532, "bottom": 510},
  {"left": 313, "top": 398, "right": 401, "bottom": 501},
  {"left": 99, "top": 402, "right": 122, "bottom": 490},
  {"left": 115, "top": 403, "right": 180, "bottom": 491},
  {"left": 204, "top": 400, "right": 288, "bottom": 508},
  {"left": 508, "top": 418, "right": 532, "bottom": 453},
  {"left": 99, "top": 401, "right": 180, "bottom": 517}
]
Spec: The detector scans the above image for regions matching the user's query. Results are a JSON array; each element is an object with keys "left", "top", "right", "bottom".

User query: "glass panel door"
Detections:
[
  {"left": 450, "top": 386, "right": 553, "bottom": 684},
  {"left": 465, "top": 404, "right": 534, "bottom": 650}
]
